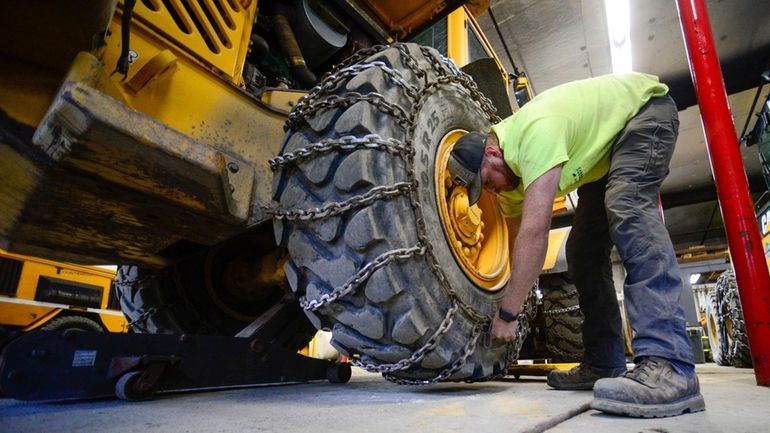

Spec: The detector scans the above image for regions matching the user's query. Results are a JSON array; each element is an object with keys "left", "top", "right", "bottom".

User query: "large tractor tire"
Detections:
[
  {"left": 40, "top": 315, "right": 105, "bottom": 333},
  {"left": 271, "top": 43, "right": 536, "bottom": 384},
  {"left": 714, "top": 270, "right": 752, "bottom": 367},
  {"left": 540, "top": 275, "right": 584, "bottom": 361},
  {"left": 115, "top": 233, "right": 316, "bottom": 351},
  {"left": 705, "top": 290, "right": 728, "bottom": 365}
]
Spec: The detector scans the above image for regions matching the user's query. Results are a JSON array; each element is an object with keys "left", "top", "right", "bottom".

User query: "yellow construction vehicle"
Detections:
[
  {"left": 0, "top": 248, "right": 128, "bottom": 334},
  {"left": 0, "top": 0, "right": 566, "bottom": 399}
]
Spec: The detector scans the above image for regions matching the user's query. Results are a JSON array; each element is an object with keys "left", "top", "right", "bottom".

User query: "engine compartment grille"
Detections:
[
  {"left": 0, "top": 256, "right": 23, "bottom": 296},
  {"left": 134, "top": 0, "right": 252, "bottom": 77}
]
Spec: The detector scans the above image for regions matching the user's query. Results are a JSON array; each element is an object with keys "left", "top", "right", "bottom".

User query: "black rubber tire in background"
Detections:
[
  {"left": 540, "top": 274, "right": 584, "bottom": 362},
  {"left": 116, "top": 264, "right": 222, "bottom": 335},
  {"left": 115, "top": 251, "right": 316, "bottom": 352},
  {"left": 715, "top": 270, "right": 752, "bottom": 368},
  {"left": 272, "top": 43, "right": 535, "bottom": 382},
  {"left": 705, "top": 290, "right": 728, "bottom": 365},
  {"left": 40, "top": 315, "right": 104, "bottom": 332}
]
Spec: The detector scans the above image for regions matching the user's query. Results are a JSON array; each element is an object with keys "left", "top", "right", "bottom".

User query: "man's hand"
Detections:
[{"left": 491, "top": 315, "right": 519, "bottom": 342}]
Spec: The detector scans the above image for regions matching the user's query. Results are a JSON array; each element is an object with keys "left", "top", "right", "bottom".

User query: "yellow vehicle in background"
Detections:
[
  {"left": 0, "top": 249, "right": 128, "bottom": 335},
  {"left": 1, "top": 0, "right": 560, "bottom": 397}
]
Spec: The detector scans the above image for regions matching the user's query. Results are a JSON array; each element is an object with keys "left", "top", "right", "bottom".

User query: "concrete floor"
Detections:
[{"left": 0, "top": 364, "right": 767, "bottom": 433}]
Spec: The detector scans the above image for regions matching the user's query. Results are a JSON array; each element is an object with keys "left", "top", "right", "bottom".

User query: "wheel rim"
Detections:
[
  {"left": 204, "top": 236, "right": 286, "bottom": 322},
  {"left": 708, "top": 314, "right": 718, "bottom": 342},
  {"left": 435, "top": 130, "right": 509, "bottom": 291}
]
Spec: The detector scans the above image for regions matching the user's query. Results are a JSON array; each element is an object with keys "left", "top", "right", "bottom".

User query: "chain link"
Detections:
[
  {"left": 383, "top": 319, "right": 484, "bottom": 385},
  {"left": 301, "top": 245, "right": 426, "bottom": 311},
  {"left": 126, "top": 307, "right": 156, "bottom": 331},
  {"left": 323, "top": 45, "right": 389, "bottom": 77},
  {"left": 269, "top": 134, "right": 411, "bottom": 171},
  {"left": 115, "top": 271, "right": 163, "bottom": 332},
  {"left": 269, "top": 182, "right": 413, "bottom": 221},
  {"left": 420, "top": 46, "right": 501, "bottom": 124},
  {"left": 289, "top": 61, "right": 417, "bottom": 133},
  {"left": 286, "top": 92, "right": 411, "bottom": 132},
  {"left": 544, "top": 304, "right": 581, "bottom": 316},
  {"left": 546, "top": 343, "right": 583, "bottom": 361},
  {"left": 351, "top": 302, "right": 458, "bottom": 374}
]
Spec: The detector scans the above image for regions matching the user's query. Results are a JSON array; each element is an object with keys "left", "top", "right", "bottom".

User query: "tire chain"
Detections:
[
  {"left": 543, "top": 290, "right": 583, "bottom": 360},
  {"left": 545, "top": 327, "right": 585, "bottom": 361},
  {"left": 546, "top": 342, "right": 583, "bottom": 361},
  {"left": 718, "top": 272, "right": 751, "bottom": 366},
  {"left": 116, "top": 267, "right": 217, "bottom": 334},
  {"left": 287, "top": 61, "right": 420, "bottom": 128},
  {"left": 543, "top": 305, "right": 581, "bottom": 316},
  {"left": 383, "top": 317, "right": 484, "bottom": 385},
  {"left": 285, "top": 92, "right": 411, "bottom": 133},
  {"left": 352, "top": 303, "right": 458, "bottom": 374},
  {"left": 125, "top": 306, "right": 156, "bottom": 331},
  {"left": 273, "top": 43, "right": 534, "bottom": 384},
  {"left": 300, "top": 245, "right": 427, "bottom": 311},
  {"left": 114, "top": 273, "right": 161, "bottom": 332},
  {"left": 419, "top": 46, "right": 502, "bottom": 124},
  {"left": 268, "top": 135, "right": 412, "bottom": 171},
  {"left": 270, "top": 182, "right": 413, "bottom": 221}
]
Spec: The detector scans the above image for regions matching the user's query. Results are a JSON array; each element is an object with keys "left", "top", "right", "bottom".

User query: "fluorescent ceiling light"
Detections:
[
  {"left": 605, "top": 0, "right": 632, "bottom": 73},
  {"left": 689, "top": 273, "right": 701, "bottom": 285}
]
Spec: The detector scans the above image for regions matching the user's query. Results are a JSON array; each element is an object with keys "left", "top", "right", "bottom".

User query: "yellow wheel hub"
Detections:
[{"left": 435, "top": 130, "right": 510, "bottom": 291}]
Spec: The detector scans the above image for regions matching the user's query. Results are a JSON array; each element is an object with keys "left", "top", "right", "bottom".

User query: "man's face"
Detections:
[{"left": 480, "top": 155, "right": 519, "bottom": 194}]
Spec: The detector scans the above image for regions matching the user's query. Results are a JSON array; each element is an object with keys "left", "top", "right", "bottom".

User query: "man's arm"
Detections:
[
  {"left": 491, "top": 165, "right": 562, "bottom": 341},
  {"left": 505, "top": 217, "right": 521, "bottom": 255}
]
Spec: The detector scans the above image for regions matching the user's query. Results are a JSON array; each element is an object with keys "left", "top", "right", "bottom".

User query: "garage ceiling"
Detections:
[{"left": 476, "top": 0, "right": 770, "bottom": 248}]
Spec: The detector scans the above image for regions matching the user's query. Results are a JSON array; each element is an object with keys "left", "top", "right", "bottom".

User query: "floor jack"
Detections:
[{"left": 0, "top": 298, "right": 350, "bottom": 401}]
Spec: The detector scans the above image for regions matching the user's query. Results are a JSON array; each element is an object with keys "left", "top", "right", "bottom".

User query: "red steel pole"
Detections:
[{"left": 676, "top": 0, "right": 770, "bottom": 385}]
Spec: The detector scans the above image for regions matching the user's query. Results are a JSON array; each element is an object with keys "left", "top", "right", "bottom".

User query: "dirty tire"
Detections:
[
  {"left": 540, "top": 274, "right": 584, "bottom": 362},
  {"left": 115, "top": 254, "right": 315, "bottom": 351},
  {"left": 116, "top": 264, "right": 242, "bottom": 335},
  {"left": 704, "top": 290, "right": 728, "bottom": 365},
  {"left": 40, "top": 315, "right": 104, "bottom": 332},
  {"left": 715, "top": 270, "right": 752, "bottom": 367},
  {"left": 272, "top": 43, "right": 535, "bottom": 383}
]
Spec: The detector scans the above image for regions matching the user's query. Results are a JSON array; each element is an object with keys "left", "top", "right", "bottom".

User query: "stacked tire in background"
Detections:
[{"left": 705, "top": 269, "right": 752, "bottom": 367}]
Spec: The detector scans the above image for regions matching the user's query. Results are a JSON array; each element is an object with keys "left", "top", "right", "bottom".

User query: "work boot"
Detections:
[
  {"left": 591, "top": 356, "right": 706, "bottom": 418},
  {"left": 547, "top": 363, "right": 626, "bottom": 390}
]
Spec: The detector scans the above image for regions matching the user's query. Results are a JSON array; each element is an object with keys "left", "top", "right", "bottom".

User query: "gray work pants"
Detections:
[{"left": 566, "top": 95, "right": 696, "bottom": 368}]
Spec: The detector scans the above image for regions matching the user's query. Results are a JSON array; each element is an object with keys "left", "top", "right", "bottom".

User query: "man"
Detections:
[{"left": 448, "top": 72, "right": 705, "bottom": 418}]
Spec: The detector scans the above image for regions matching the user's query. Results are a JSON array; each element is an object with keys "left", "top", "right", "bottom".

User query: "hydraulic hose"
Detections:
[{"left": 270, "top": 3, "right": 317, "bottom": 88}]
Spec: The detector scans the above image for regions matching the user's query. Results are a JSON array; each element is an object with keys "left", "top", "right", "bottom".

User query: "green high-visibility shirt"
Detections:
[{"left": 490, "top": 72, "right": 669, "bottom": 218}]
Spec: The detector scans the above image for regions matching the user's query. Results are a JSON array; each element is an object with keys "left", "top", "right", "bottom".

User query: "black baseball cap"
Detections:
[{"left": 448, "top": 131, "right": 487, "bottom": 205}]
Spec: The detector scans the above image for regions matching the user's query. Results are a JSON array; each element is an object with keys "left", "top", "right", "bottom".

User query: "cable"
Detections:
[
  {"left": 112, "top": 0, "right": 137, "bottom": 81},
  {"left": 488, "top": 7, "right": 520, "bottom": 77}
]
